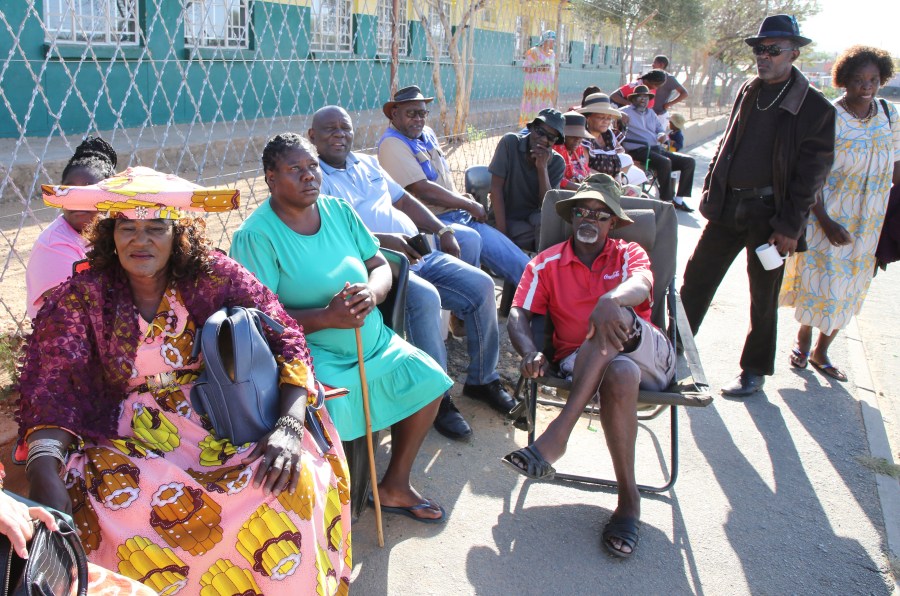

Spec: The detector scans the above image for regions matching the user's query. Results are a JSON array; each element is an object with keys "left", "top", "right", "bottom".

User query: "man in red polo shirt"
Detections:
[{"left": 503, "top": 174, "right": 675, "bottom": 559}]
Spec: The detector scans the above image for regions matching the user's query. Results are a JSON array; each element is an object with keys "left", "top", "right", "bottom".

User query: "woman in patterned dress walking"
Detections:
[{"left": 780, "top": 46, "right": 900, "bottom": 381}]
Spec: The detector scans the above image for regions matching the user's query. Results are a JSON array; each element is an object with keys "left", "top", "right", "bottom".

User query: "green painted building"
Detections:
[{"left": 0, "top": 0, "right": 623, "bottom": 138}]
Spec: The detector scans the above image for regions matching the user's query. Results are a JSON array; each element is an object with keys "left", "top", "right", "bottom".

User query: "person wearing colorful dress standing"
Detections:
[
  {"left": 518, "top": 31, "right": 557, "bottom": 129},
  {"left": 780, "top": 45, "right": 900, "bottom": 381},
  {"left": 18, "top": 167, "right": 351, "bottom": 594}
]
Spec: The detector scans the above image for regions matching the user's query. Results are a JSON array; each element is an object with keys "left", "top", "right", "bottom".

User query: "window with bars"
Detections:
[
  {"left": 583, "top": 32, "right": 593, "bottom": 64},
  {"left": 376, "top": 0, "right": 408, "bottom": 58},
  {"left": 185, "top": 0, "right": 250, "bottom": 48},
  {"left": 424, "top": 0, "right": 450, "bottom": 58},
  {"left": 44, "top": 0, "right": 139, "bottom": 44},
  {"left": 310, "top": 0, "right": 353, "bottom": 54}
]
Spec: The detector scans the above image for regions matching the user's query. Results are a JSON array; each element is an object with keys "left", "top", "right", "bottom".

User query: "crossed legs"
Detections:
[{"left": 516, "top": 336, "right": 641, "bottom": 551}]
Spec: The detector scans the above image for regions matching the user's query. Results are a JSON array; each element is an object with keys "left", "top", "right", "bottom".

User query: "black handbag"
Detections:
[{"left": 0, "top": 493, "right": 88, "bottom": 596}]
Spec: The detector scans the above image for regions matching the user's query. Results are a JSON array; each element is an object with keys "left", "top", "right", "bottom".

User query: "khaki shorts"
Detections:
[{"left": 558, "top": 315, "right": 676, "bottom": 392}]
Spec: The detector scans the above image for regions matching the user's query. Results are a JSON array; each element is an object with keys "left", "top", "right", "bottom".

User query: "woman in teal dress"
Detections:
[{"left": 232, "top": 134, "right": 451, "bottom": 523}]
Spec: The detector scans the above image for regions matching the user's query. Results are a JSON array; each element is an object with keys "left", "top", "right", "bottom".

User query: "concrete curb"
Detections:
[{"left": 847, "top": 315, "right": 900, "bottom": 588}]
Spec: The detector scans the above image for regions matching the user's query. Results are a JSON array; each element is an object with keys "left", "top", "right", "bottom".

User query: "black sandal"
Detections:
[
  {"left": 602, "top": 516, "right": 641, "bottom": 559},
  {"left": 501, "top": 445, "right": 556, "bottom": 480}
]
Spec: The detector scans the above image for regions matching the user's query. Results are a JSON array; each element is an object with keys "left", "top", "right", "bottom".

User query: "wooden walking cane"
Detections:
[{"left": 355, "top": 327, "right": 385, "bottom": 547}]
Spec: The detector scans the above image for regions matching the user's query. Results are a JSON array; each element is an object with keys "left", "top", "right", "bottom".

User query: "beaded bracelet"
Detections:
[
  {"left": 25, "top": 438, "right": 68, "bottom": 478},
  {"left": 275, "top": 415, "right": 304, "bottom": 437}
]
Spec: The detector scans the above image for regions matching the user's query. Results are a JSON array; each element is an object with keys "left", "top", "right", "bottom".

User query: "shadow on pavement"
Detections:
[{"left": 688, "top": 389, "right": 889, "bottom": 593}]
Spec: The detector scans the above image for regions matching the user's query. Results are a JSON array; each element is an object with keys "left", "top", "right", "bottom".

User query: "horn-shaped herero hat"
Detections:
[
  {"left": 744, "top": 14, "right": 811, "bottom": 47},
  {"left": 382, "top": 85, "right": 434, "bottom": 120},
  {"left": 41, "top": 166, "right": 241, "bottom": 220},
  {"left": 556, "top": 173, "right": 634, "bottom": 226}
]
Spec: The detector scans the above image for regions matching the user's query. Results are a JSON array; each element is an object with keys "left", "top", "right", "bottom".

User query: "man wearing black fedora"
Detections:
[{"left": 680, "top": 14, "right": 835, "bottom": 397}]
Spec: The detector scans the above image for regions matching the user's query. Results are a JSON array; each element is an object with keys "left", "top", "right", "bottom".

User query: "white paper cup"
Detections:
[{"left": 755, "top": 243, "right": 787, "bottom": 270}]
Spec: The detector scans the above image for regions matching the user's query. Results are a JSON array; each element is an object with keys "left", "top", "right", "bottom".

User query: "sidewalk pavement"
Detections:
[{"left": 349, "top": 136, "right": 899, "bottom": 594}]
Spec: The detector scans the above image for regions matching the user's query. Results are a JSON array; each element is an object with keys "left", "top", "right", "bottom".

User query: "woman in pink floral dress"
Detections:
[{"left": 17, "top": 168, "right": 351, "bottom": 596}]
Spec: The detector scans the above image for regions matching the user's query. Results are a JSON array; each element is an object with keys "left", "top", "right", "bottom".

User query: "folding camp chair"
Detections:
[
  {"left": 342, "top": 248, "right": 409, "bottom": 520},
  {"left": 507, "top": 190, "right": 711, "bottom": 492}
]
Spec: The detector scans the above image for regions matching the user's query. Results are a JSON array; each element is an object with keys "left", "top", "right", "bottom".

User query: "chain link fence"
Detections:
[{"left": 0, "top": 1, "right": 635, "bottom": 345}]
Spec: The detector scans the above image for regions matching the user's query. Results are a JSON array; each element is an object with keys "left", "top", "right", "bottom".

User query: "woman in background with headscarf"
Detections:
[{"left": 518, "top": 30, "right": 557, "bottom": 128}]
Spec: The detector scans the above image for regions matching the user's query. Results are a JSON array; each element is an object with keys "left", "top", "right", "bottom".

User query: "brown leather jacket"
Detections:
[{"left": 700, "top": 67, "right": 835, "bottom": 251}]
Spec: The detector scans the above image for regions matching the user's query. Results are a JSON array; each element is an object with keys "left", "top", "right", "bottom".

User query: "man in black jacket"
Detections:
[{"left": 680, "top": 14, "right": 836, "bottom": 397}]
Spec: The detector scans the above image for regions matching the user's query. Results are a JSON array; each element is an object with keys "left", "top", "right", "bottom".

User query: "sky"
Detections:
[{"left": 801, "top": 0, "right": 900, "bottom": 57}]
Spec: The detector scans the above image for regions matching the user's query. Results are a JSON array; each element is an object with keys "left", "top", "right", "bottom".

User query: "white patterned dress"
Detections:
[{"left": 780, "top": 99, "right": 900, "bottom": 334}]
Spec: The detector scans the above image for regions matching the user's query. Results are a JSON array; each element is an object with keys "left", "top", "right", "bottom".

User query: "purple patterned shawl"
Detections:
[{"left": 16, "top": 253, "right": 315, "bottom": 443}]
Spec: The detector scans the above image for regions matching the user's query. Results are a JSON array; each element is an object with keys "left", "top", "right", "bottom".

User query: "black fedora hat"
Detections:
[
  {"left": 383, "top": 85, "right": 434, "bottom": 119},
  {"left": 744, "top": 14, "right": 811, "bottom": 47}
]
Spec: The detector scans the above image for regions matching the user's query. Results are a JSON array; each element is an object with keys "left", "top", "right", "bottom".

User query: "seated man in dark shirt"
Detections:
[
  {"left": 488, "top": 108, "right": 566, "bottom": 250},
  {"left": 503, "top": 174, "right": 676, "bottom": 558}
]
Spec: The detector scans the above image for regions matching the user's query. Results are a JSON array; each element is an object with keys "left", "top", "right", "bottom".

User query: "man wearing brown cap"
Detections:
[
  {"left": 680, "top": 14, "right": 835, "bottom": 397},
  {"left": 377, "top": 85, "right": 530, "bottom": 288},
  {"left": 504, "top": 174, "right": 676, "bottom": 558}
]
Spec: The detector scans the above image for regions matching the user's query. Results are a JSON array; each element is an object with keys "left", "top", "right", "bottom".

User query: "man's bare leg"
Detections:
[
  {"left": 599, "top": 359, "right": 641, "bottom": 554},
  {"left": 530, "top": 335, "right": 617, "bottom": 463}
]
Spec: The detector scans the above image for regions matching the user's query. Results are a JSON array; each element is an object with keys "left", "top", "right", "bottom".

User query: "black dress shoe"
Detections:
[
  {"left": 433, "top": 396, "right": 472, "bottom": 440},
  {"left": 721, "top": 372, "right": 765, "bottom": 397},
  {"left": 463, "top": 379, "right": 516, "bottom": 414},
  {"left": 674, "top": 201, "right": 694, "bottom": 213}
]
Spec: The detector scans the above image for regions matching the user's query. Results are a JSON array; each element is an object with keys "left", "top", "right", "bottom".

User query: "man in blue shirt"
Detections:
[
  {"left": 621, "top": 85, "right": 696, "bottom": 212},
  {"left": 309, "top": 105, "right": 517, "bottom": 441},
  {"left": 377, "top": 85, "right": 530, "bottom": 288}
]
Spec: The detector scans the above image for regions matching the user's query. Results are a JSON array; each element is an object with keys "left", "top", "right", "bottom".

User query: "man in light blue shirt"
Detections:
[
  {"left": 621, "top": 85, "right": 696, "bottom": 211},
  {"left": 310, "top": 105, "right": 518, "bottom": 441}
]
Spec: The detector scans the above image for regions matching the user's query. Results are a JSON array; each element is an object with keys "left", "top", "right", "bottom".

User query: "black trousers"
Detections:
[
  {"left": 680, "top": 195, "right": 784, "bottom": 376},
  {"left": 626, "top": 146, "right": 696, "bottom": 202}
]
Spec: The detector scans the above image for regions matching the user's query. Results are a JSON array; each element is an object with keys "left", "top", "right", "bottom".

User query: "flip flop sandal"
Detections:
[
  {"left": 501, "top": 445, "right": 556, "bottom": 480},
  {"left": 789, "top": 348, "right": 809, "bottom": 369},
  {"left": 602, "top": 516, "right": 641, "bottom": 559},
  {"left": 809, "top": 359, "right": 848, "bottom": 382},
  {"left": 367, "top": 493, "right": 447, "bottom": 524}
]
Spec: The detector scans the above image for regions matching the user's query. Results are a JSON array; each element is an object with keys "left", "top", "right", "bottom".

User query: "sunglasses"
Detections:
[
  {"left": 531, "top": 126, "right": 561, "bottom": 143},
  {"left": 752, "top": 44, "right": 795, "bottom": 57},
  {"left": 572, "top": 207, "right": 613, "bottom": 222},
  {"left": 404, "top": 109, "right": 429, "bottom": 119}
]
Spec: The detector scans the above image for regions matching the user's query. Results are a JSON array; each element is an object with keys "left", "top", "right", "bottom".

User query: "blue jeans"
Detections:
[
  {"left": 405, "top": 252, "right": 500, "bottom": 386},
  {"left": 438, "top": 210, "right": 529, "bottom": 286}
]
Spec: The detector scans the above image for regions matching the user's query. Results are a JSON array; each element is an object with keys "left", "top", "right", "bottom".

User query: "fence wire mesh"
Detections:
[{"left": 0, "top": 0, "right": 736, "bottom": 369}]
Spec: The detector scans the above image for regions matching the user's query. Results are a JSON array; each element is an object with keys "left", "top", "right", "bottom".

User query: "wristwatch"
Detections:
[{"left": 437, "top": 225, "right": 455, "bottom": 237}]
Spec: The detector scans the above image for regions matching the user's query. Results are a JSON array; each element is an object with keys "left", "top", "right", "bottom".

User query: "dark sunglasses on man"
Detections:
[
  {"left": 572, "top": 206, "right": 613, "bottom": 222},
  {"left": 752, "top": 44, "right": 795, "bottom": 57},
  {"left": 531, "top": 126, "right": 562, "bottom": 144}
]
